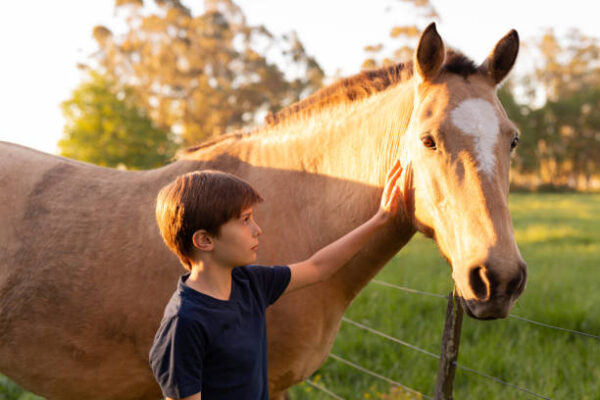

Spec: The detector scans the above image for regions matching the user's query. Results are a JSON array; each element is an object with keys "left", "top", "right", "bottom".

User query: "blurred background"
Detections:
[
  {"left": 1, "top": 0, "right": 599, "bottom": 190},
  {"left": 1, "top": 1, "right": 599, "bottom": 399}
]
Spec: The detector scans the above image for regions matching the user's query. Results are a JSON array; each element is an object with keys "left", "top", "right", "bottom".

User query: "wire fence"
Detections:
[
  {"left": 371, "top": 279, "right": 600, "bottom": 341},
  {"left": 329, "top": 353, "right": 433, "bottom": 400},
  {"left": 340, "top": 316, "right": 550, "bottom": 400},
  {"left": 301, "top": 278, "right": 599, "bottom": 399},
  {"left": 305, "top": 379, "right": 345, "bottom": 400}
]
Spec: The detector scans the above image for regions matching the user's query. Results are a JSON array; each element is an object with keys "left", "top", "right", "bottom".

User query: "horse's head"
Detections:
[{"left": 401, "top": 23, "right": 526, "bottom": 319}]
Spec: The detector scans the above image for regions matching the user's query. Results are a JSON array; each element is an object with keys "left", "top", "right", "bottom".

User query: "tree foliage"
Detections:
[
  {"left": 501, "top": 29, "right": 600, "bottom": 189},
  {"left": 362, "top": 0, "right": 439, "bottom": 69},
  {"left": 59, "top": 70, "right": 176, "bottom": 169},
  {"left": 91, "top": 0, "right": 324, "bottom": 146},
  {"left": 534, "top": 28, "right": 600, "bottom": 101}
]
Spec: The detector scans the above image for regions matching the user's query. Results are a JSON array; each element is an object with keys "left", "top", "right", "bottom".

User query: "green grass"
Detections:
[
  {"left": 2, "top": 193, "right": 599, "bottom": 399},
  {"left": 290, "top": 193, "right": 600, "bottom": 399},
  {"left": 0, "top": 375, "right": 43, "bottom": 400}
]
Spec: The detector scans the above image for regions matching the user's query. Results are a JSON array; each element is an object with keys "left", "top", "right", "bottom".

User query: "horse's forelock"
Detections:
[{"left": 442, "top": 50, "right": 479, "bottom": 78}]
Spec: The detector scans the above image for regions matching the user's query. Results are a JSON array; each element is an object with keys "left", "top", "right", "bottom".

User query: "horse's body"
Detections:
[{"left": 0, "top": 25, "right": 526, "bottom": 399}]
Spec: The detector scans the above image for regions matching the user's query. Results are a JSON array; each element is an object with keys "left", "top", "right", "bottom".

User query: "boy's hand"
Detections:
[
  {"left": 284, "top": 159, "right": 405, "bottom": 295},
  {"left": 377, "top": 159, "right": 404, "bottom": 221}
]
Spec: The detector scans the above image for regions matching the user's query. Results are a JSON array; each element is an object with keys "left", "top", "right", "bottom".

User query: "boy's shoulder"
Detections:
[
  {"left": 233, "top": 265, "right": 288, "bottom": 286},
  {"left": 161, "top": 276, "right": 226, "bottom": 327},
  {"left": 235, "top": 264, "right": 287, "bottom": 275},
  {"left": 234, "top": 265, "right": 291, "bottom": 307},
  {"left": 231, "top": 264, "right": 269, "bottom": 283},
  {"left": 232, "top": 264, "right": 263, "bottom": 278}
]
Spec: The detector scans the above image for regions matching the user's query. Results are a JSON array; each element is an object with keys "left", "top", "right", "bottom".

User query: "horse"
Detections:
[{"left": 0, "top": 23, "right": 526, "bottom": 399}]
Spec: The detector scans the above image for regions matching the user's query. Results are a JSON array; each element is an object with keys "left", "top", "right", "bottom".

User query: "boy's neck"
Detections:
[{"left": 186, "top": 260, "right": 235, "bottom": 301}]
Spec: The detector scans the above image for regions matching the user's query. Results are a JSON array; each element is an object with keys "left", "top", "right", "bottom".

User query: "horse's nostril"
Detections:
[
  {"left": 469, "top": 266, "right": 490, "bottom": 300},
  {"left": 506, "top": 276, "right": 521, "bottom": 297},
  {"left": 506, "top": 264, "right": 527, "bottom": 297}
]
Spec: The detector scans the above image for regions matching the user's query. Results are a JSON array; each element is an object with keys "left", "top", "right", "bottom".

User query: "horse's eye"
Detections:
[
  {"left": 510, "top": 135, "right": 520, "bottom": 151},
  {"left": 421, "top": 135, "right": 437, "bottom": 150}
]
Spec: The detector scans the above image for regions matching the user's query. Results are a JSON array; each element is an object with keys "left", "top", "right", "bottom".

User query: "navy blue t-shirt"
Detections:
[{"left": 149, "top": 265, "right": 291, "bottom": 399}]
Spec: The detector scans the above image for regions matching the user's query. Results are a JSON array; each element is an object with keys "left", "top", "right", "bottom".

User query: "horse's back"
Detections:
[
  {"left": 0, "top": 141, "right": 108, "bottom": 281},
  {"left": 0, "top": 142, "right": 63, "bottom": 237},
  {"left": 0, "top": 142, "right": 168, "bottom": 399}
]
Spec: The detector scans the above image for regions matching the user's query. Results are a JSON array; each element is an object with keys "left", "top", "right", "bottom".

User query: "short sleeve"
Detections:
[
  {"left": 149, "top": 316, "right": 207, "bottom": 398},
  {"left": 245, "top": 265, "right": 291, "bottom": 306}
]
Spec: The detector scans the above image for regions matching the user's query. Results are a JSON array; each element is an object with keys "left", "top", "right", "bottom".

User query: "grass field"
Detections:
[
  {"left": 2, "top": 193, "right": 599, "bottom": 399},
  {"left": 290, "top": 193, "right": 600, "bottom": 399}
]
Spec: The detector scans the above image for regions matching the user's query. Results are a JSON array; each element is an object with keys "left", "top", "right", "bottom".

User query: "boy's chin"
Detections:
[{"left": 238, "top": 254, "right": 257, "bottom": 266}]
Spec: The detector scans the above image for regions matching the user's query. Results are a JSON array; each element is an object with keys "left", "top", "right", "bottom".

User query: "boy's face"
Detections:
[{"left": 211, "top": 207, "right": 262, "bottom": 268}]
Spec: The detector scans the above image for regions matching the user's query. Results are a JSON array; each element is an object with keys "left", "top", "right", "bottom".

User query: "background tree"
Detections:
[
  {"left": 59, "top": 70, "right": 176, "bottom": 169},
  {"left": 506, "top": 28, "right": 600, "bottom": 189},
  {"left": 362, "top": 0, "right": 439, "bottom": 69},
  {"left": 91, "top": 0, "right": 324, "bottom": 146},
  {"left": 498, "top": 83, "right": 539, "bottom": 177}
]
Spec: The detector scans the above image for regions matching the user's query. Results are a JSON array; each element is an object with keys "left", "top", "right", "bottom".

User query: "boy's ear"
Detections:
[{"left": 192, "top": 230, "right": 214, "bottom": 251}]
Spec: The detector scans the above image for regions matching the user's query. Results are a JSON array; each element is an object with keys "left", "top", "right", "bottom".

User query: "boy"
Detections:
[{"left": 149, "top": 161, "right": 403, "bottom": 399}]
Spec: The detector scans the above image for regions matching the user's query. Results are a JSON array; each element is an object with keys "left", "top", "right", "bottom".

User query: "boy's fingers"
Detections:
[
  {"left": 385, "top": 185, "right": 402, "bottom": 213},
  {"left": 385, "top": 169, "right": 402, "bottom": 198},
  {"left": 393, "top": 182, "right": 402, "bottom": 200},
  {"left": 392, "top": 165, "right": 403, "bottom": 183},
  {"left": 382, "top": 160, "right": 404, "bottom": 211},
  {"left": 385, "top": 160, "right": 398, "bottom": 180},
  {"left": 388, "top": 179, "right": 401, "bottom": 198},
  {"left": 383, "top": 167, "right": 404, "bottom": 200},
  {"left": 386, "top": 159, "right": 402, "bottom": 180},
  {"left": 388, "top": 166, "right": 404, "bottom": 192}
]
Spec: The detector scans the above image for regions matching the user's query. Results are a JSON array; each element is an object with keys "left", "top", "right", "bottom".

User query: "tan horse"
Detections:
[{"left": 0, "top": 23, "right": 526, "bottom": 399}]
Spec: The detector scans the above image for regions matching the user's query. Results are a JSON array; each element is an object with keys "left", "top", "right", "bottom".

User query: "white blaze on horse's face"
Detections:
[{"left": 450, "top": 98, "right": 499, "bottom": 178}]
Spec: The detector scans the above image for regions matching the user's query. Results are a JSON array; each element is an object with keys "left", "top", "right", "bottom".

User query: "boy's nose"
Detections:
[{"left": 253, "top": 223, "right": 262, "bottom": 237}]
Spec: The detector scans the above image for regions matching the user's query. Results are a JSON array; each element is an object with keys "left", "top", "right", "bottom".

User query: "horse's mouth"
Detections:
[{"left": 455, "top": 292, "right": 511, "bottom": 321}]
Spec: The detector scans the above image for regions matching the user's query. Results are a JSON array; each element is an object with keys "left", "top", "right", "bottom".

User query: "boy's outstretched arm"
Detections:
[{"left": 285, "top": 160, "right": 404, "bottom": 294}]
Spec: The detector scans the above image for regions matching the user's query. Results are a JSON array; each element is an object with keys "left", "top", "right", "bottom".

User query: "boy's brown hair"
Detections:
[{"left": 155, "top": 170, "right": 263, "bottom": 270}]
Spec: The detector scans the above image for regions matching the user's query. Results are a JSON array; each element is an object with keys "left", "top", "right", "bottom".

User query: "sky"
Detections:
[{"left": 1, "top": 0, "right": 599, "bottom": 155}]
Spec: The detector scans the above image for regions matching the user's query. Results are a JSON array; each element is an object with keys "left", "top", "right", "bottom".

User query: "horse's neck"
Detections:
[
  {"left": 237, "top": 82, "right": 415, "bottom": 186},
  {"left": 251, "top": 83, "right": 417, "bottom": 290}
]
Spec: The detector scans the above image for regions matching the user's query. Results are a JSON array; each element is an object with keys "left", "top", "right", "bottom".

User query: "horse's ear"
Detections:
[
  {"left": 414, "top": 22, "right": 445, "bottom": 83},
  {"left": 481, "top": 29, "right": 519, "bottom": 85}
]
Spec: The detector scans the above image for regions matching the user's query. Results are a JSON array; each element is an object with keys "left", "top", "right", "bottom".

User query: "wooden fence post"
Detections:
[{"left": 434, "top": 290, "right": 464, "bottom": 400}]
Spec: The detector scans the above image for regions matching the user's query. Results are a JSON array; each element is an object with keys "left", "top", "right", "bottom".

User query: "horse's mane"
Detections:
[
  {"left": 265, "top": 49, "right": 477, "bottom": 127},
  {"left": 265, "top": 62, "right": 413, "bottom": 126},
  {"left": 180, "top": 49, "right": 477, "bottom": 157},
  {"left": 179, "top": 130, "right": 252, "bottom": 156}
]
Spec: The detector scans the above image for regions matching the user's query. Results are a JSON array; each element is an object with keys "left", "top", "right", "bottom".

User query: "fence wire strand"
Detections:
[
  {"left": 509, "top": 314, "right": 600, "bottom": 341},
  {"left": 371, "top": 279, "right": 600, "bottom": 340},
  {"left": 341, "top": 317, "right": 439, "bottom": 359},
  {"left": 305, "top": 379, "right": 345, "bottom": 400},
  {"left": 371, "top": 279, "right": 448, "bottom": 299},
  {"left": 328, "top": 353, "right": 433, "bottom": 400},
  {"left": 341, "top": 317, "right": 552, "bottom": 399},
  {"left": 451, "top": 362, "right": 551, "bottom": 400}
]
